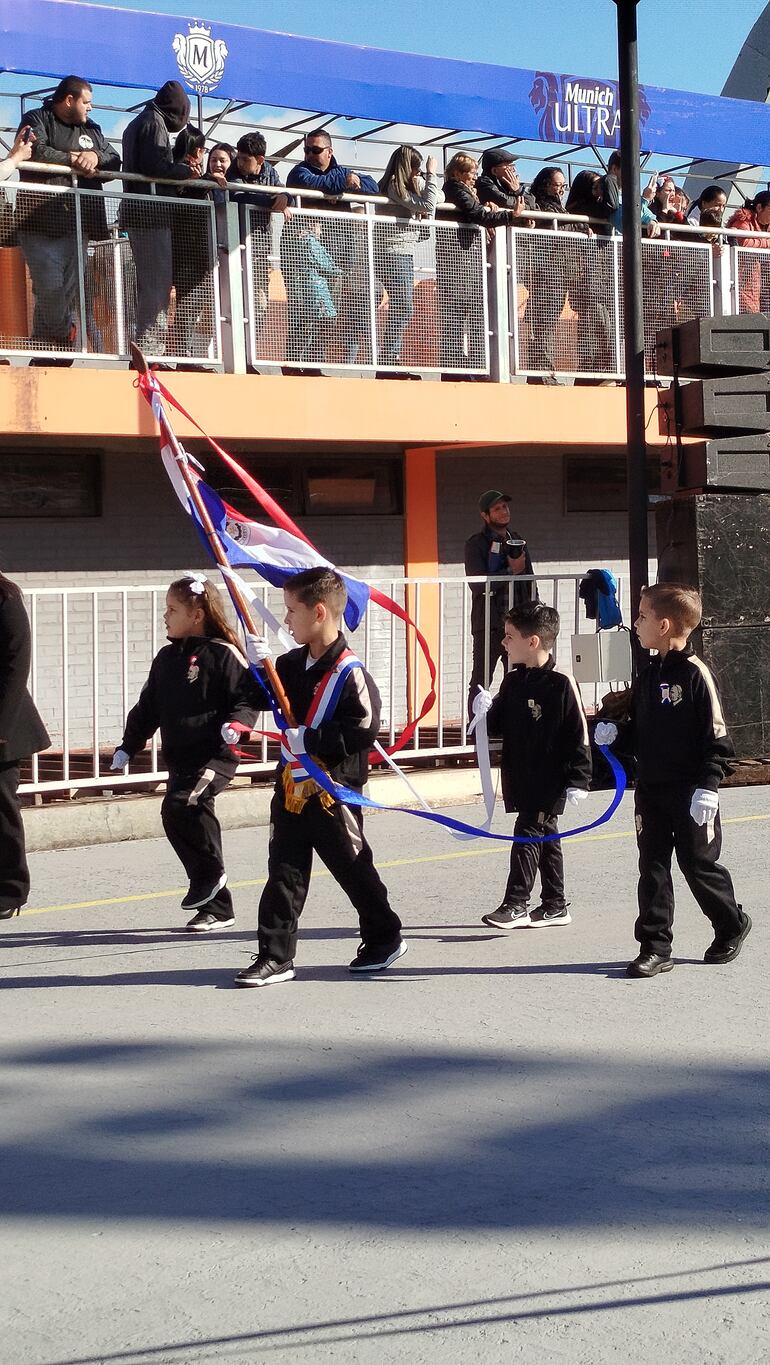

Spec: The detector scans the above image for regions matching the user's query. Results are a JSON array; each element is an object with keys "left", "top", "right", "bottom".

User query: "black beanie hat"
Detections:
[{"left": 154, "top": 80, "right": 191, "bottom": 133}]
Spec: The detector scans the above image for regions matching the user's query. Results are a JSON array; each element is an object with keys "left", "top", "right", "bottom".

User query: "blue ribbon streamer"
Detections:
[{"left": 227, "top": 587, "right": 627, "bottom": 845}]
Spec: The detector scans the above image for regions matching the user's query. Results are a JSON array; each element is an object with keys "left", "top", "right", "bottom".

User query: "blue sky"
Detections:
[{"left": 101, "top": 0, "right": 766, "bottom": 96}]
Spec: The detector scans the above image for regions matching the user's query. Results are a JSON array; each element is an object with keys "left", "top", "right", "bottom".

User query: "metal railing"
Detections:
[
  {"left": 19, "top": 572, "right": 624, "bottom": 798},
  {"left": 1, "top": 167, "right": 768, "bottom": 378}
]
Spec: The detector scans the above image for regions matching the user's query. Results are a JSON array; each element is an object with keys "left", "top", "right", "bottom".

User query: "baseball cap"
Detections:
[{"left": 478, "top": 490, "right": 512, "bottom": 514}]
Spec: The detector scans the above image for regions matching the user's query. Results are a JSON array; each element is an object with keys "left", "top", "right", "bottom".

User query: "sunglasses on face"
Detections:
[{"left": 305, "top": 145, "right": 327, "bottom": 156}]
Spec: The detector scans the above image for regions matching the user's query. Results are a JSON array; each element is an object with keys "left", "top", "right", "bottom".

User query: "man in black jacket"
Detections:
[
  {"left": 16, "top": 75, "right": 120, "bottom": 352},
  {"left": 464, "top": 490, "right": 535, "bottom": 722},
  {"left": 121, "top": 80, "right": 195, "bottom": 355},
  {"left": 0, "top": 573, "right": 50, "bottom": 919},
  {"left": 476, "top": 149, "right": 536, "bottom": 220}
]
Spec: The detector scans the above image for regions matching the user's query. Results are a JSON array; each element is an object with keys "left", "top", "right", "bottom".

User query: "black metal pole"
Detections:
[{"left": 614, "top": 0, "right": 648, "bottom": 661}]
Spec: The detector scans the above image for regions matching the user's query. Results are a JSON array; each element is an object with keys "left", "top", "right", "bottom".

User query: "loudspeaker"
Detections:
[
  {"left": 655, "top": 493, "right": 770, "bottom": 628},
  {"left": 671, "top": 372, "right": 770, "bottom": 435},
  {"left": 697, "top": 624, "right": 770, "bottom": 759},
  {"left": 660, "top": 433, "right": 770, "bottom": 494},
  {"left": 656, "top": 314, "right": 770, "bottom": 377}
]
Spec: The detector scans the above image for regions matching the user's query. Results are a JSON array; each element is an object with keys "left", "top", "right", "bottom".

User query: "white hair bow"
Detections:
[{"left": 184, "top": 572, "right": 207, "bottom": 595}]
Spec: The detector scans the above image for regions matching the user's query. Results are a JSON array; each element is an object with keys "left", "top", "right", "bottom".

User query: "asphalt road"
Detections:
[{"left": 2, "top": 786, "right": 768, "bottom": 1365}]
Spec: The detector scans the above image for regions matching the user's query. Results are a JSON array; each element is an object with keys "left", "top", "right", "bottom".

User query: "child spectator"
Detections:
[
  {"left": 475, "top": 602, "right": 591, "bottom": 929},
  {"left": 596, "top": 584, "right": 751, "bottom": 978},
  {"left": 111, "top": 575, "right": 257, "bottom": 932},
  {"left": 236, "top": 567, "right": 405, "bottom": 987}
]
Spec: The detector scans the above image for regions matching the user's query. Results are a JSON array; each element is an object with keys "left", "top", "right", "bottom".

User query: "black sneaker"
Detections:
[
  {"left": 529, "top": 904, "right": 572, "bottom": 927},
  {"left": 481, "top": 904, "right": 531, "bottom": 929},
  {"left": 348, "top": 938, "right": 408, "bottom": 973},
  {"left": 704, "top": 912, "right": 752, "bottom": 964},
  {"left": 184, "top": 910, "right": 235, "bottom": 932},
  {"left": 626, "top": 952, "right": 674, "bottom": 978},
  {"left": 180, "top": 872, "right": 227, "bottom": 911},
  {"left": 235, "top": 955, "right": 296, "bottom": 987}
]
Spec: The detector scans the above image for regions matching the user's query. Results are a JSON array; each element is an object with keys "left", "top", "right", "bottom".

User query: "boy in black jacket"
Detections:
[
  {"left": 236, "top": 568, "right": 405, "bottom": 987},
  {"left": 476, "top": 603, "right": 592, "bottom": 930},
  {"left": 596, "top": 584, "right": 750, "bottom": 978}
]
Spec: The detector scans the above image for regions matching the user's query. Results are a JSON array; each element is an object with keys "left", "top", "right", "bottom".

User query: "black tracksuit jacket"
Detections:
[
  {"left": 622, "top": 644, "right": 734, "bottom": 793},
  {"left": 258, "top": 633, "right": 381, "bottom": 795},
  {"left": 119, "top": 636, "right": 257, "bottom": 778},
  {"left": 0, "top": 586, "right": 50, "bottom": 764},
  {"left": 486, "top": 657, "right": 592, "bottom": 815}
]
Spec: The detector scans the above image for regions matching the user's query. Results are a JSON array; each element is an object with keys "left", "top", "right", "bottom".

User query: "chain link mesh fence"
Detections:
[
  {"left": 0, "top": 184, "right": 220, "bottom": 363},
  {"left": 733, "top": 245, "right": 770, "bottom": 316},
  {"left": 245, "top": 206, "right": 488, "bottom": 374},
  {"left": 511, "top": 227, "right": 715, "bottom": 380},
  {"left": 620, "top": 236, "right": 714, "bottom": 376}
]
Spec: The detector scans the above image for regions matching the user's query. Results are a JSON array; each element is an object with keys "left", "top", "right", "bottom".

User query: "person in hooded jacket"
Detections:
[
  {"left": 15, "top": 75, "right": 120, "bottom": 354},
  {"left": 121, "top": 80, "right": 195, "bottom": 355},
  {"left": 0, "top": 573, "right": 50, "bottom": 922}
]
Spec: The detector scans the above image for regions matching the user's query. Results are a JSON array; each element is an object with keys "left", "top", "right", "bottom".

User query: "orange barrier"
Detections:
[{"left": 0, "top": 248, "right": 31, "bottom": 341}]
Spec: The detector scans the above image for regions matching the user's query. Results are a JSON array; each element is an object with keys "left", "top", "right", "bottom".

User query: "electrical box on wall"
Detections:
[{"left": 571, "top": 632, "right": 632, "bottom": 684}]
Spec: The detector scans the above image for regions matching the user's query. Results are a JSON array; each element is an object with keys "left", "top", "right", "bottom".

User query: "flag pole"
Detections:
[{"left": 131, "top": 344, "right": 296, "bottom": 725}]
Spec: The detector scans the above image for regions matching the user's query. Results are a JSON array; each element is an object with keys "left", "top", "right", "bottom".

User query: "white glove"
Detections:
[
  {"left": 282, "top": 724, "right": 307, "bottom": 756},
  {"left": 472, "top": 686, "right": 494, "bottom": 718},
  {"left": 566, "top": 788, "right": 589, "bottom": 806},
  {"left": 221, "top": 723, "right": 242, "bottom": 746},
  {"left": 111, "top": 748, "right": 129, "bottom": 772},
  {"left": 690, "top": 788, "right": 719, "bottom": 826},
  {"left": 594, "top": 721, "right": 618, "bottom": 747},
  {"left": 468, "top": 686, "right": 493, "bottom": 737},
  {"left": 246, "top": 633, "right": 272, "bottom": 667}
]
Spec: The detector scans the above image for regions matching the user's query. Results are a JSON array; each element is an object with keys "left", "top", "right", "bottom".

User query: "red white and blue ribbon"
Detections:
[{"left": 138, "top": 370, "right": 626, "bottom": 844}]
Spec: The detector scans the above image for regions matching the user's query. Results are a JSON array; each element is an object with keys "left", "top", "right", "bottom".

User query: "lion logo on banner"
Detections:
[
  {"left": 173, "top": 21, "right": 228, "bottom": 96},
  {"left": 529, "top": 71, "right": 651, "bottom": 147}
]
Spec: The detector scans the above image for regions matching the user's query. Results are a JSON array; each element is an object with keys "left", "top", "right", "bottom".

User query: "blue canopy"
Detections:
[{"left": 2, "top": 0, "right": 769, "bottom": 164}]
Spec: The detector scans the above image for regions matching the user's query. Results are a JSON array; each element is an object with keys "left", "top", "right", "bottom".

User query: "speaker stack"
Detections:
[{"left": 655, "top": 315, "right": 770, "bottom": 759}]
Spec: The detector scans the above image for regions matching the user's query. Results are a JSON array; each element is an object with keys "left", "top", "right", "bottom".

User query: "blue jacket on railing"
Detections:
[{"left": 287, "top": 156, "right": 379, "bottom": 202}]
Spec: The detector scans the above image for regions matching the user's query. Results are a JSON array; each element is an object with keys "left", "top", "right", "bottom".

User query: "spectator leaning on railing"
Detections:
[
  {"left": 286, "top": 129, "right": 379, "bottom": 371},
  {"left": 727, "top": 191, "right": 770, "bottom": 313},
  {"left": 438, "top": 152, "right": 520, "bottom": 378},
  {"left": 165, "top": 128, "right": 224, "bottom": 365},
  {"left": 563, "top": 170, "right": 614, "bottom": 379},
  {"left": 522, "top": 166, "right": 570, "bottom": 382},
  {"left": 374, "top": 145, "right": 442, "bottom": 375},
  {"left": 686, "top": 184, "right": 727, "bottom": 227},
  {"left": 120, "top": 80, "right": 195, "bottom": 356},
  {"left": 226, "top": 132, "right": 292, "bottom": 358},
  {"left": 476, "top": 149, "right": 536, "bottom": 221},
  {"left": 15, "top": 75, "right": 120, "bottom": 359}
]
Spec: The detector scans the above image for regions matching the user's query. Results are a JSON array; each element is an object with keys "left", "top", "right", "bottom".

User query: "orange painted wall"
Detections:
[{"left": 0, "top": 368, "right": 675, "bottom": 448}]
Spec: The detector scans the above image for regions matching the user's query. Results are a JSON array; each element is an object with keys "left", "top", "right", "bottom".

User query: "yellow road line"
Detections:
[{"left": 18, "top": 811, "right": 770, "bottom": 918}]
